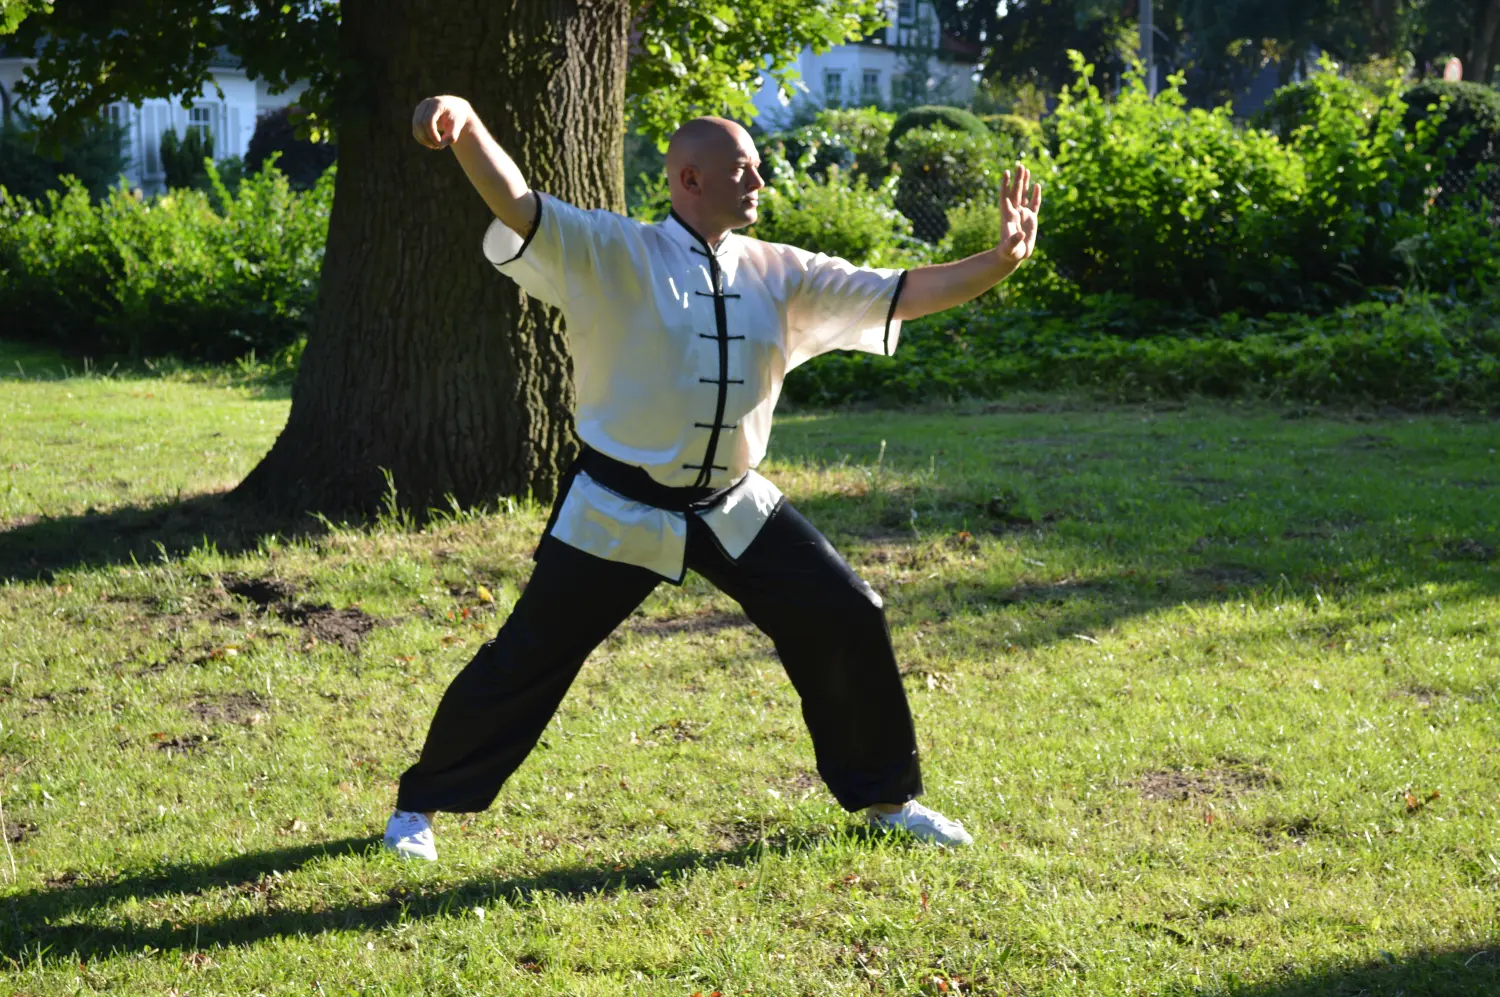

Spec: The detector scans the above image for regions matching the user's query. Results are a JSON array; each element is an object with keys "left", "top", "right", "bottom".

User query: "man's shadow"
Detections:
[{"left": 0, "top": 825, "right": 892, "bottom": 966}]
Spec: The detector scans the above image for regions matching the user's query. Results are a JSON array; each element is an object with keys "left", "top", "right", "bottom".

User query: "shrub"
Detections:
[
  {"left": 1283, "top": 67, "right": 1461, "bottom": 300},
  {"left": 0, "top": 160, "right": 332, "bottom": 360},
  {"left": 883, "top": 104, "right": 990, "bottom": 162},
  {"left": 1039, "top": 55, "right": 1307, "bottom": 315},
  {"left": 159, "top": 126, "right": 214, "bottom": 190},
  {"left": 981, "top": 113, "right": 1043, "bottom": 152},
  {"left": 1400, "top": 80, "right": 1500, "bottom": 205},
  {"left": 748, "top": 152, "right": 925, "bottom": 269},
  {"left": 891, "top": 126, "right": 1008, "bottom": 242},
  {"left": 0, "top": 114, "right": 128, "bottom": 201},
  {"left": 245, "top": 105, "right": 337, "bottom": 190},
  {"left": 767, "top": 106, "right": 895, "bottom": 183},
  {"left": 782, "top": 290, "right": 1500, "bottom": 409}
]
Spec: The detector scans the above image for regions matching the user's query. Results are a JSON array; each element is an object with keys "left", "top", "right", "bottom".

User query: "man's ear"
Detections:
[{"left": 678, "top": 165, "right": 701, "bottom": 195}]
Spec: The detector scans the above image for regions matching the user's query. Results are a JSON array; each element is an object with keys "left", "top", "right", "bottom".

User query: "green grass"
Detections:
[{"left": 1, "top": 369, "right": 1498, "bottom": 996}]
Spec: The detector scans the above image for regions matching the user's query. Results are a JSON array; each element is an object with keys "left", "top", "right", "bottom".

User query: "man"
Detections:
[{"left": 384, "top": 95, "right": 1041, "bottom": 861}]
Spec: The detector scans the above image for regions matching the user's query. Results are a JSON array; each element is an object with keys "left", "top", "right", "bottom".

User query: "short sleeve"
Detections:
[
  {"left": 481, "top": 192, "right": 641, "bottom": 311},
  {"left": 780, "top": 245, "right": 907, "bottom": 371}
]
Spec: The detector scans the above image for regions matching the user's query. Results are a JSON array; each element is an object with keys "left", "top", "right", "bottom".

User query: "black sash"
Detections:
[{"left": 537, "top": 447, "right": 745, "bottom": 555}]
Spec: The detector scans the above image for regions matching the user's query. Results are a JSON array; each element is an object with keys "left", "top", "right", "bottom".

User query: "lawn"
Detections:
[{"left": 1, "top": 363, "right": 1497, "bottom": 995}]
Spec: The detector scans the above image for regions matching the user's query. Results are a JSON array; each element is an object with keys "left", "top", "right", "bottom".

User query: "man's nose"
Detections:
[{"left": 747, "top": 168, "right": 765, "bottom": 191}]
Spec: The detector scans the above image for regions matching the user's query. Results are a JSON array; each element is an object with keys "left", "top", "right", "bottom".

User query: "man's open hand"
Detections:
[
  {"left": 412, "top": 96, "right": 474, "bottom": 150},
  {"left": 996, "top": 164, "right": 1042, "bottom": 270}
]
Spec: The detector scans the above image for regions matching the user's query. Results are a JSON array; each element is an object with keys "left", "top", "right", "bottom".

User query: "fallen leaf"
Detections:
[{"left": 477, "top": 585, "right": 494, "bottom": 603}]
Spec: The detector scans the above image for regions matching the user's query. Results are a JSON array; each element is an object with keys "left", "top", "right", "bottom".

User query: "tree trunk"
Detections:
[
  {"left": 1468, "top": 0, "right": 1500, "bottom": 84},
  {"left": 235, "top": 0, "right": 631, "bottom": 515}
]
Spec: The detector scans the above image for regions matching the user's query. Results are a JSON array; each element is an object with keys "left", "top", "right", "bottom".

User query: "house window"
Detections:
[
  {"left": 101, "top": 104, "right": 126, "bottom": 126},
  {"left": 898, "top": 0, "right": 916, "bottom": 25},
  {"left": 823, "top": 69, "right": 844, "bottom": 106},
  {"left": 188, "top": 105, "right": 213, "bottom": 144},
  {"left": 862, "top": 70, "right": 881, "bottom": 101}
]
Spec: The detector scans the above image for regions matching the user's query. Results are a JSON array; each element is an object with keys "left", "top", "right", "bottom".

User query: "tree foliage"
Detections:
[{"left": 0, "top": 0, "right": 886, "bottom": 147}]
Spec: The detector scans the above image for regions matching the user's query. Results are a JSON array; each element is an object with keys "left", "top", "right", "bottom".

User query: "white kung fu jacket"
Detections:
[{"left": 482, "top": 193, "right": 908, "bottom": 582}]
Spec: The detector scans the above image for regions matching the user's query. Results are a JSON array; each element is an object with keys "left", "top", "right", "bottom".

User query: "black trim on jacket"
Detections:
[
  {"left": 883, "top": 270, "right": 908, "bottom": 356},
  {"left": 496, "top": 193, "right": 544, "bottom": 265},
  {"left": 671, "top": 209, "right": 740, "bottom": 488}
]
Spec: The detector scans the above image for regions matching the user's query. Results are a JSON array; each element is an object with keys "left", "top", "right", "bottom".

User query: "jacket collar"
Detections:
[{"left": 663, "top": 208, "right": 734, "bottom": 259}]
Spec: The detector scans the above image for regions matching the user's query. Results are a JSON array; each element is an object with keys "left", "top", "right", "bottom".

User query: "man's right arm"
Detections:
[{"left": 411, "top": 95, "right": 536, "bottom": 238}]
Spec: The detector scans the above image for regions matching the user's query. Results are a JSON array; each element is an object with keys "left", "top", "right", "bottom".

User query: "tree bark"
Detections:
[
  {"left": 235, "top": 0, "right": 631, "bottom": 516},
  {"left": 1468, "top": 0, "right": 1500, "bottom": 84}
]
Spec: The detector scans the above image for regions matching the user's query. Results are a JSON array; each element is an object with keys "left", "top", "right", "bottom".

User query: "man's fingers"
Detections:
[{"left": 1029, "top": 181, "right": 1043, "bottom": 213}]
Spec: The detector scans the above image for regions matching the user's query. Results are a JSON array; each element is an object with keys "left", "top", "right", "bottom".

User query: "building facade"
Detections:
[
  {"left": 749, "top": 0, "right": 979, "bottom": 128},
  {"left": 0, "top": 50, "right": 307, "bottom": 195}
]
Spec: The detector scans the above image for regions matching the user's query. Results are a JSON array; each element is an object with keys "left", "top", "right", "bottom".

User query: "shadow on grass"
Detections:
[
  {"left": 1194, "top": 948, "right": 1500, "bottom": 996},
  {"left": 3, "top": 836, "right": 1497, "bottom": 994},
  {"left": 0, "top": 826, "right": 890, "bottom": 966},
  {"left": 0, "top": 492, "right": 335, "bottom": 584}
]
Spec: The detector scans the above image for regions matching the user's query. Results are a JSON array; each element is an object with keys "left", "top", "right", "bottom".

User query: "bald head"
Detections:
[
  {"left": 667, "top": 116, "right": 750, "bottom": 173},
  {"left": 665, "top": 116, "right": 765, "bottom": 243}
]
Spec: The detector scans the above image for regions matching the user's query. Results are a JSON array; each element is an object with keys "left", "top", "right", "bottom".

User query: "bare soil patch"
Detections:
[
  {"left": 150, "top": 732, "right": 216, "bottom": 753},
  {"left": 627, "top": 609, "right": 750, "bottom": 638},
  {"left": 4, "top": 819, "right": 38, "bottom": 843},
  {"left": 222, "top": 573, "right": 299, "bottom": 608},
  {"left": 1134, "top": 767, "right": 1271, "bottom": 802},
  {"left": 279, "top": 603, "right": 378, "bottom": 652},
  {"left": 187, "top": 691, "right": 268, "bottom": 725}
]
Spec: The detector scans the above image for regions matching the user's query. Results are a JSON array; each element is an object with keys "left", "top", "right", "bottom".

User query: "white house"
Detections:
[
  {"left": 750, "top": 0, "right": 979, "bottom": 127},
  {"left": 0, "top": 47, "right": 307, "bottom": 195}
]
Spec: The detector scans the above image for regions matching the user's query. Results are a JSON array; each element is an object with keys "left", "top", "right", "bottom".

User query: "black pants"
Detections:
[{"left": 396, "top": 501, "right": 923, "bottom": 814}]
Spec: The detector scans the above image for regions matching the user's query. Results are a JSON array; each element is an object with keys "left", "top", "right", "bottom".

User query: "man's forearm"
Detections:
[
  {"left": 450, "top": 117, "right": 536, "bottom": 237},
  {"left": 892, "top": 250, "right": 1016, "bottom": 322}
]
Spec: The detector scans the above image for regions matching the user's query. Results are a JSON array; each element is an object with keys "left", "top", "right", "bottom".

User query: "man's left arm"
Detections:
[{"left": 893, "top": 165, "right": 1042, "bottom": 322}]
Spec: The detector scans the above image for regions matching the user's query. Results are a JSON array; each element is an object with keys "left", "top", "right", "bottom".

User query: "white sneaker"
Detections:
[
  {"left": 383, "top": 810, "right": 437, "bottom": 861},
  {"left": 868, "top": 801, "right": 974, "bottom": 846}
]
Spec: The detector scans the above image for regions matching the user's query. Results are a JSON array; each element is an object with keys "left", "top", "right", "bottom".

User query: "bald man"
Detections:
[{"left": 383, "top": 96, "right": 1041, "bottom": 861}]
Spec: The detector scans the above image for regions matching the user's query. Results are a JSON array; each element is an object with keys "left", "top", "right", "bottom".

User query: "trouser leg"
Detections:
[
  {"left": 686, "top": 502, "right": 923, "bottom": 812},
  {"left": 396, "top": 535, "right": 660, "bottom": 813}
]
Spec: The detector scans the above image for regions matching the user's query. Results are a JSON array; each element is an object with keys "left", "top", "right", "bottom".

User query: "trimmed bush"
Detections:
[
  {"left": 1400, "top": 80, "right": 1500, "bottom": 204},
  {"left": 245, "top": 105, "right": 337, "bottom": 190},
  {"left": 891, "top": 126, "right": 1007, "bottom": 243},
  {"left": 159, "top": 126, "right": 215, "bottom": 190},
  {"left": 767, "top": 106, "right": 895, "bottom": 183},
  {"left": 884, "top": 104, "right": 990, "bottom": 162},
  {"left": 783, "top": 291, "right": 1500, "bottom": 409},
  {"left": 981, "top": 113, "right": 1043, "bottom": 152}
]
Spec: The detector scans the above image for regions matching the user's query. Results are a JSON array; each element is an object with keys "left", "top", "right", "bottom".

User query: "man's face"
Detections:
[{"left": 692, "top": 129, "right": 765, "bottom": 231}]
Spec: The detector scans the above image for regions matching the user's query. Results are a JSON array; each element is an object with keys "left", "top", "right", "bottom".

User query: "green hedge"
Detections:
[
  {"left": 783, "top": 292, "right": 1500, "bottom": 409},
  {"left": 0, "top": 160, "right": 332, "bottom": 360}
]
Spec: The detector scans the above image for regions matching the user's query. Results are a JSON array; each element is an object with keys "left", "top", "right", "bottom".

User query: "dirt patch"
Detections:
[
  {"left": 151, "top": 732, "right": 216, "bottom": 753},
  {"left": 4, "top": 820, "right": 38, "bottom": 844},
  {"left": 1134, "top": 768, "right": 1271, "bottom": 802},
  {"left": 45, "top": 870, "right": 83, "bottom": 889},
  {"left": 627, "top": 609, "right": 750, "bottom": 638},
  {"left": 279, "top": 603, "right": 378, "bottom": 652},
  {"left": 223, "top": 573, "right": 299, "bottom": 608},
  {"left": 649, "top": 718, "right": 709, "bottom": 742},
  {"left": 187, "top": 691, "right": 268, "bottom": 725}
]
